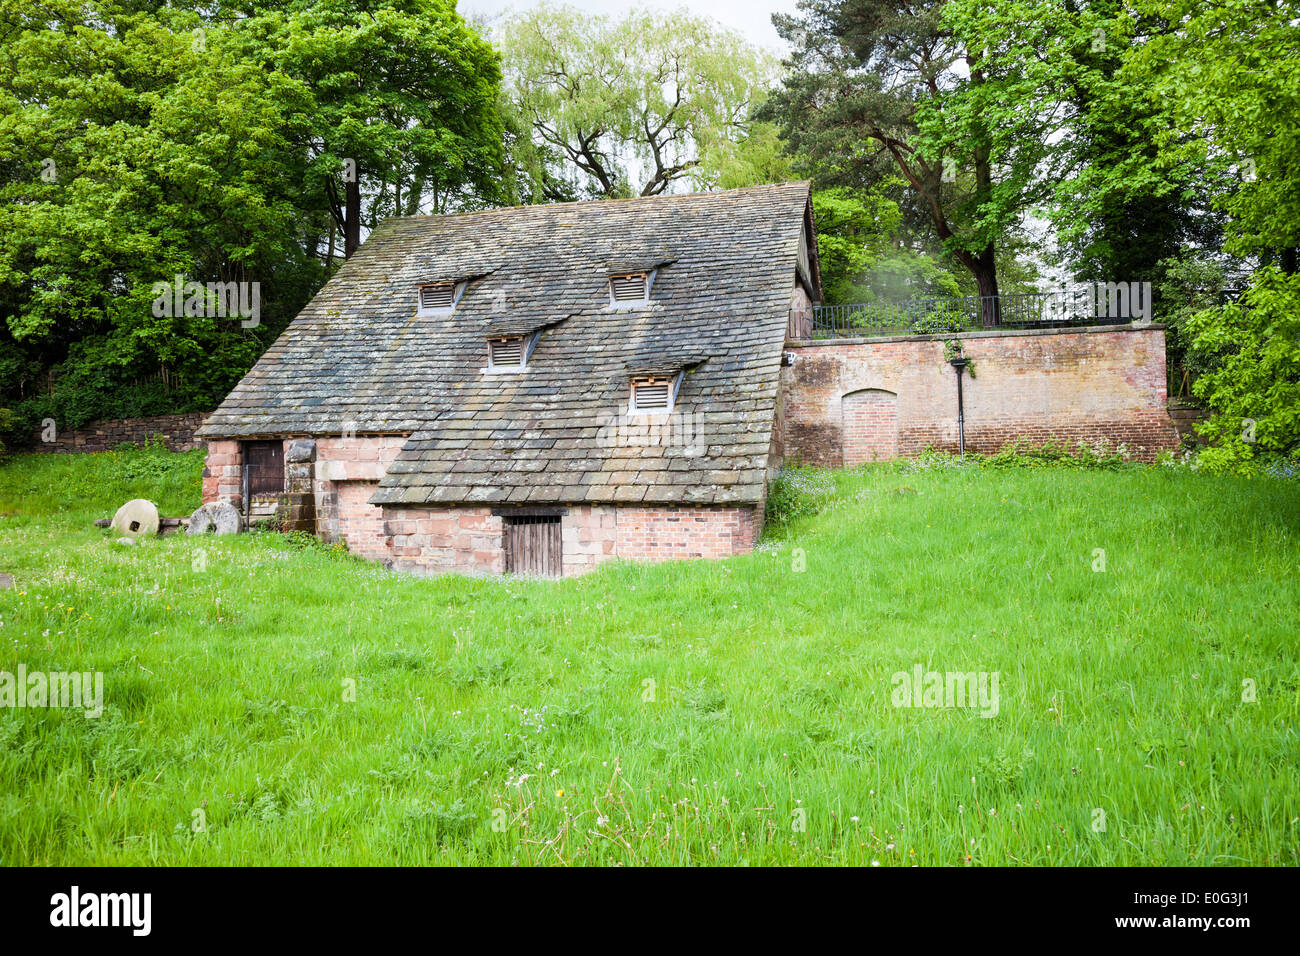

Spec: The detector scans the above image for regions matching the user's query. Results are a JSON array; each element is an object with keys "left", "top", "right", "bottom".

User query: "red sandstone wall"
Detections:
[
  {"left": 783, "top": 327, "right": 1179, "bottom": 465},
  {"left": 311, "top": 436, "right": 407, "bottom": 545},
  {"left": 201, "top": 439, "right": 244, "bottom": 511}
]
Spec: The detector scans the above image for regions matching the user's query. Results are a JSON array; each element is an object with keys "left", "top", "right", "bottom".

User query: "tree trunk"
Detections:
[
  {"left": 344, "top": 175, "right": 361, "bottom": 259},
  {"left": 972, "top": 244, "right": 1001, "bottom": 325},
  {"left": 1282, "top": 246, "right": 1298, "bottom": 276}
]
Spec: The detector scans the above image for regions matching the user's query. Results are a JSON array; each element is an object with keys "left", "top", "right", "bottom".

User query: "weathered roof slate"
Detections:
[{"left": 197, "top": 182, "right": 818, "bottom": 506}]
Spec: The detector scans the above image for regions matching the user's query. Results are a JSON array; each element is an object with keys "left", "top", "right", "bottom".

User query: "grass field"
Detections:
[{"left": 1, "top": 445, "right": 1298, "bottom": 865}]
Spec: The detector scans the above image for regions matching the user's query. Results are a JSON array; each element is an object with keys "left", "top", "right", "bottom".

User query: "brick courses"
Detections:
[{"left": 783, "top": 326, "right": 1179, "bottom": 465}]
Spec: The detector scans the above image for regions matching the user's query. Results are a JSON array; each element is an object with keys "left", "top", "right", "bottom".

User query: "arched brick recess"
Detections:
[{"left": 842, "top": 388, "right": 899, "bottom": 465}]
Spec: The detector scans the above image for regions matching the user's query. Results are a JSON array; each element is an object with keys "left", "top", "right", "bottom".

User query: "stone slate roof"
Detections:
[{"left": 197, "top": 182, "right": 819, "bottom": 506}]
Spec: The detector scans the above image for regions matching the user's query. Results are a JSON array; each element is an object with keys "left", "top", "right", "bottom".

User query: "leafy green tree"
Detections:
[
  {"left": 0, "top": 1, "right": 313, "bottom": 434},
  {"left": 1187, "top": 269, "right": 1300, "bottom": 472},
  {"left": 236, "top": 0, "right": 511, "bottom": 255},
  {"left": 497, "top": 2, "right": 776, "bottom": 198},
  {"left": 1126, "top": 0, "right": 1300, "bottom": 471},
  {"left": 708, "top": 122, "right": 796, "bottom": 192},
  {"left": 933, "top": 0, "right": 1225, "bottom": 290},
  {"left": 766, "top": 0, "right": 1055, "bottom": 318},
  {"left": 0, "top": 0, "right": 511, "bottom": 444}
]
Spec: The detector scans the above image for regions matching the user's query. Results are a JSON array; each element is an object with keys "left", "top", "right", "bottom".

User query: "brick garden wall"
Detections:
[
  {"left": 36, "top": 412, "right": 209, "bottom": 453},
  {"left": 842, "top": 389, "right": 899, "bottom": 464},
  {"left": 783, "top": 325, "right": 1179, "bottom": 466}
]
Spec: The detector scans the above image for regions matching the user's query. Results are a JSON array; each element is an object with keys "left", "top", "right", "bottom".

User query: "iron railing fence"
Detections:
[{"left": 789, "top": 290, "right": 1141, "bottom": 340}]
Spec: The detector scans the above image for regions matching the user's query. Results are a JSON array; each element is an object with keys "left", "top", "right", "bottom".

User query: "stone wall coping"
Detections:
[{"left": 786, "top": 322, "right": 1163, "bottom": 349}]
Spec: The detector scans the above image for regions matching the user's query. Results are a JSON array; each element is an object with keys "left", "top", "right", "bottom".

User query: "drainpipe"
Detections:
[{"left": 949, "top": 355, "right": 968, "bottom": 458}]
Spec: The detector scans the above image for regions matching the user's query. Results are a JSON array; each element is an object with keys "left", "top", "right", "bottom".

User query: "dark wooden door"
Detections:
[
  {"left": 244, "top": 440, "right": 284, "bottom": 496},
  {"left": 504, "top": 515, "right": 562, "bottom": 577}
]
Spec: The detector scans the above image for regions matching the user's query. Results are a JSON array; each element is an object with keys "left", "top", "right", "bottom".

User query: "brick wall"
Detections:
[
  {"left": 612, "top": 506, "right": 756, "bottom": 564},
  {"left": 384, "top": 507, "right": 506, "bottom": 575},
  {"left": 36, "top": 412, "right": 209, "bottom": 453},
  {"left": 783, "top": 326, "right": 1179, "bottom": 465},
  {"left": 336, "top": 480, "right": 388, "bottom": 559},
  {"left": 310, "top": 436, "right": 408, "bottom": 545},
  {"left": 382, "top": 503, "right": 755, "bottom": 576},
  {"left": 203, "top": 434, "right": 756, "bottom": 575},
  {"left": 842, "top": 389, "right": 899, "bottom": 464}
]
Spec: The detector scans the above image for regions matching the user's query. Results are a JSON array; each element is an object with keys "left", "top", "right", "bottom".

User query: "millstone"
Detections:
[
  {"left": 111, "top": 499, "right": 160, "bottom": 538},
  {"left": 187, "top": 500, "right": 241, "bottom": 535}
]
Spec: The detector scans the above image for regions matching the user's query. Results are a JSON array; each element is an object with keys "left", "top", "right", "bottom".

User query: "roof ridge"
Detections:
[{"left": 385, "top": 181, "right": 812, "bottom": 226}]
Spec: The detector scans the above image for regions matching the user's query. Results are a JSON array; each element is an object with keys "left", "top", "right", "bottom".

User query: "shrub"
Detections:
[
  {"left": 904, "top": 440, "right": 1133, "bottom": 472},
  {"left": 765, "top": 467, "right": 836, "bottom": 525},
  {"left": 980, "top": 438, "right": 1130, "bottom": 470},
  {"left": 0, "top": 407, "right": 16, "bottom": 455}
]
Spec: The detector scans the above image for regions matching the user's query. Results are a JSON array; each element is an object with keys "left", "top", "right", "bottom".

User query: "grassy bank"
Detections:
[{"left": 0, "top": 448, "right": 1297, "bottom": 865}]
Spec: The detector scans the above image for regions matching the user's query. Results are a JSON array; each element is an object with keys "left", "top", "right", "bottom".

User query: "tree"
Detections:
[
  {"left": 929, "top": 0, "right": 1227, "bottom": 294},
  {"left": 497, "top": 3, "right": 776, "bottom": 199},
  {"left": 766, "top": 0, "right": 1055, "bottom": 320},
  {"left": 238, "top": 0, "right": 511, "bottom": 257},
  {"left": 0, "top": 0, "right": 314, "bottom": 434},
  {"left": 1123, "top": 0, "right": 1300, "bottom": 471},
  {"left": 0, "top": 0, "right": 513, "bottom": 444}
]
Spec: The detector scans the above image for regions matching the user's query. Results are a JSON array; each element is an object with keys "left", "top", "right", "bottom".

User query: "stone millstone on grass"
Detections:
[
  {"left": 110, "top": 499, "right": 160, "bottom": 538},
  {"left": 187, "top": 500, "right": 241, "bottom": 536}
]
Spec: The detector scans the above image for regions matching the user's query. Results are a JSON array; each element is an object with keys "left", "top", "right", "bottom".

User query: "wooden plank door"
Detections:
[
  {"left": 244, "top": 440, "right": 284, "bottom": 496},
  {"left": 504, "top": 516, "right": 562, "bottom": 577}
]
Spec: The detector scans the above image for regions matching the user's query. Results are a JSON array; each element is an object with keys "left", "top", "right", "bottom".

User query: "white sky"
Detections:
[{"left": 461, "top": 0, "right": 802, "bottom": 52}]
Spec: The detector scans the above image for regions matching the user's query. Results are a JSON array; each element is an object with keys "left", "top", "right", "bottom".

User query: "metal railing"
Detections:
[{"left": 789, "top": 290, "right": 1141, "bottom": 340}]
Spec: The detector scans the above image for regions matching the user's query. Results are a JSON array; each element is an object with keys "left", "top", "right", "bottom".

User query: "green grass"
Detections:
[{"left": 0, "top": 447, "right": 1297, "bottom": 865}]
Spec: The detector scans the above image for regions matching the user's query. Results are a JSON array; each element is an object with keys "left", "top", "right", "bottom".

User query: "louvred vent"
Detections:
[
  {"left": 420, "top": 283, "right": 455, "bottom": 311},
  {"left": 610, "top": 273, "right": 648, "bottom": 302},
  {"left": 633, "top": 377, "right": 671, "bottom": 411},
  {"left": 490, "top": 336, "right": 525, "bottom": 367}
]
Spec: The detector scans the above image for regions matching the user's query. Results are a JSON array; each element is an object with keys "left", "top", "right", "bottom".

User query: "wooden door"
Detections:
[
  {"left": 244, "top": 440, "right": 284, "bottom": 496},
  {"left": 504, "top": 515, "right": 562, "bottom": 577}
]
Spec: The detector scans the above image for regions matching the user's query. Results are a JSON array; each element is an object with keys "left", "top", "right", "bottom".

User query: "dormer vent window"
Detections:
[
  {"left": 486, "top": 332, "right": 539, "bottom": 373},
  {"left": 490, "top": 336, "right": 524, "bottom": 368},
  {"left": 609, "top": 272, "right": 649, "bottom": 306},
  {"left": 417, "top": 281, "right": 460, "bottom": 315},
  {"left": 629, "top": 372, "right": 681, "bottom": 415}
]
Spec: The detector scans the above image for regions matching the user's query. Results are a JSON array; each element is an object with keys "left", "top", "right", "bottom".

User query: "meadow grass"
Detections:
[{"left": 0, "top": 447, "right": 1297, "bottom": 865}]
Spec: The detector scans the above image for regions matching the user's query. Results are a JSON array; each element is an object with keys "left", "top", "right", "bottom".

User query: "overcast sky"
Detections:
[{"left": 462, "top": 0, "right": 802, "bottom": 52}]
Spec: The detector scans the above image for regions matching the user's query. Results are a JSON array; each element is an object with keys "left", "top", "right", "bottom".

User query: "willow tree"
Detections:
[{"left": 496, "top": 3, "right": 776, "bottom": 199}]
